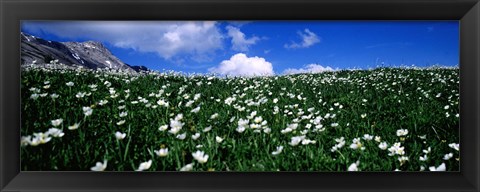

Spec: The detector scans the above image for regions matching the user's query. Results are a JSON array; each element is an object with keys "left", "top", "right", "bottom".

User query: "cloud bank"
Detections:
[
  {"left": 284, "top": 29, "right": 320, "bottom": 49},
  {"left": 283, "top": 64, "right": 334, "bottom": 74},
  {"left": 226, "top": 25, "right": 260, "bottom": 52},
  {"left": 22, "top": 21, "right": 224, "bottom": 62},
  {"left": 209, "top": 53, "right": 274, "bottom": 77}
]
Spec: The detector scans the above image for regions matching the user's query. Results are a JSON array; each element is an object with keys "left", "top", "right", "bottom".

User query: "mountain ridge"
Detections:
[{"left": 21, "top": 32, "right": 150, "bottom": 73}]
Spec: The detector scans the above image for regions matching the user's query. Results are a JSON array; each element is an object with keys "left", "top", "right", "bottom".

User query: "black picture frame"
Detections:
[{"left": 1, "top": 0, "right": 479, "bottom": 191}]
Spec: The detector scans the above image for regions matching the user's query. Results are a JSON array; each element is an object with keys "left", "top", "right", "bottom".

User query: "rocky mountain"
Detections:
[
  {"left": 21, "top": 32, "right": 149, "bottom": 73},
  {"left": 125, "top": 64, "right": 151, "bottom": 73}
]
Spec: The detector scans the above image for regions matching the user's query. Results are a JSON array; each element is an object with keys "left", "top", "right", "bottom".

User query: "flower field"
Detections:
[{"left": 20, "top": 64, "right": 460, "bottom": 171}]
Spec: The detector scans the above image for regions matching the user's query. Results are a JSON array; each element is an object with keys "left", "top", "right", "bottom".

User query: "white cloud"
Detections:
[
  {"left": 284, "top": 29, "right": 320, "bottom": 49},
  {"left": 209, "top": 53, "right": 274, "bottom": 77},
  {"left": 22, "top": 21, "right": 224, "bottom": 62},
  {"left": 283, "top": 64, "right": 334, "bottom": 75},
  {"left": 226, "top": 25, "right": 260, "bottom": 52}
]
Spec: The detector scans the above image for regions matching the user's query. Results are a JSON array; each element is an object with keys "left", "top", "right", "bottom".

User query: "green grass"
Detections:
[{"left": 20, "top": 65, "right": 460, "bottom": 171}]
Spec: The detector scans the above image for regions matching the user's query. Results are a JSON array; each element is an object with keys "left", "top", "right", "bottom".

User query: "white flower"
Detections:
[
  {"left": 89, "top": 84, "right": 98, "bottom": 89},
  {"left": 423, "top": 147, "right": 431, "bottom": 154},
  {"left": 185, "top": 100, "right": 195, "bottom": 107},
  {"left": 378, "top": 142, "right": 388, "bottom": 150},
  {"left": 272, "top": 146, "right": 283, "bottom": 155},
  {"left": 334, "top": 137, "right": 345, "bottom": 143},
  {"left": 169, "top": 120, "right": 184, "bottom": 134},
  {"left": 305, "top": 123, "right": 312, "bottom": 129},
  {"left": 288, "top": 123, "right": 299, "bottom": 130},
  {"left": 448, "top": 143, "right": 459, "bottom": 151},
  {"left": 51, "top": 119, "right": 63, "bottom": 127},
  {"left": 168, "top": 127, "right": 182, "bottom": 135},
  {"left": 236, "top": 125, "right": 246, "bottom": 133},
  {"left": 191, "top": 106, "right": 201, "bottom": 113},
  {"left": 46, "top": 128, "right": 65, "bottom": 137},
  {"left": 331, "top": 123, "right": 339, "bottom": 127},
  {"left": 387, "top": 142, "right": 405, "bottom": 156},
  {"left": 238, "top": 118, "right": 249, "bottom": 127},
  {"left": 30, "top": 94, "right": 39, "bottom": 100},
  {"left": 176, "top": 133, "right": 186, "bottom": 140},
  {"left": 361, "top": 113, "right": 367, "bottom": 118},
  {"left": 273, "top": 98, "right": 278, "bottom": 103},
  {"left": 66, "top": 82, "right": 74, "bottom": 86},
  {"left": 289, "top": 135, "right": 305, "bottom": 146},
  {"left": 76, "top": 92, "right": 86, "bottom": 98},
  {"left": 136, "top": 160, "right": 153, "bottom": 171},
  {"left": 116, "top": 120, "right": 126, "bottom": 126},
  {"left": 215, "top": 136, "right": 224, "bottom": 143},
  {"left": 444, "top": 105, "right": 450, "bottom": 110},
  {"left": 98, "top": 100, "right": 108, "bottom": 106},
  {"left": 210, "top": 113, "right": 219, "bottom": 120},
  {"left": 429, "top": 163, "right": 446, "bottom": 171},
  {"left": 349, "top": 138, "right": 364, "bottom": 150},
  {"left": 331, "top": 137, "right": 346, "bottom": 152},
  {"left": 301, "top": 139, "right": 316, "bottom": 145},
  {"left": 250, "top": 123, "right": 261, "bottom": 129},
  {"left": 83, "top": 106, "right": 93, "bottom": 116},
  {"left": 180, "top": 163, "right": 194, "bottom": 171},
  {"left": 253, "top": 116, "right": 263, "bottom": 124},
  {"left": 119, "top": 111, "right": 128, "bottom": 117},
  {"left": 68, "top": 123, "right": 80, "bottom": 130},
  {"left": 443, "top": 153, "right": 453, "bottom": 160},
  {"left": 90, "top": 159, "right": 107, "bottom": 171},
  {"left": 202, "top": 126, "right": 212, "bottom": 132},
  {"left": 191, "top": 133, "right": 201, "bottom": 140},
  {"left": 156, "top": 99, "right": 169, "bottom": 107},
  {"left": 398, "top": 156, "right": 409, "bottom": 165},
  {"left": 115, "top": 131, "right": 126, "bottom": 140},
  {"left": 224, "top": 97, "right": 236, "bottom": 105},
  {"left": 362, "top": 134, "right": 373, "bottom": 141},
  {"left": 30, "top": 132, "right": 52, "bottom": 146},
  {"left": 174, "top": 114, "right": 183, "bottom": 121},
  {"left": 158, "top": 125, "right": 168, "bottom": 131},
  {"left": 192, "top": 150, "right": 209, "bottom": 164},
  {"left": 348, "top": 161, "right": 360, "bottom": 171},
  {"left": 300, "top": 129, "right": 309, "bottom": 135},
  {"left": 419, "top": 154, "right": 428, "bottom": 161},
  {"left": 154, "top": 148, "right": 169, "bottom": 157},
  {"left": 50, "top": 93, "right": 59, "bottom": 99},
  {"left": 29, "top": 87, "right": 40, "bottom": 93},
  {"left": 193, "top": 93, "right": 201, "bottom": 100},
  {"left": 21, "top": 136, "right": 32, "bottom": 146},
  {"left": 247, "top": 111, "right": 257, "bottom": 119},
  {"left": 420, "top": 166, "right": 425, "bottom": 171},
  {"left": 396, "top": 129, "right": 408, "bottom": 137},
  {"left": 374, "top": 136, "right": 381, "bottom": 142}
]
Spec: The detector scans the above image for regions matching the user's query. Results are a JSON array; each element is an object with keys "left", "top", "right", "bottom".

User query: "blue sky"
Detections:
[{"left": 21, "top": 21, "right": 459, "bottom": 76}]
